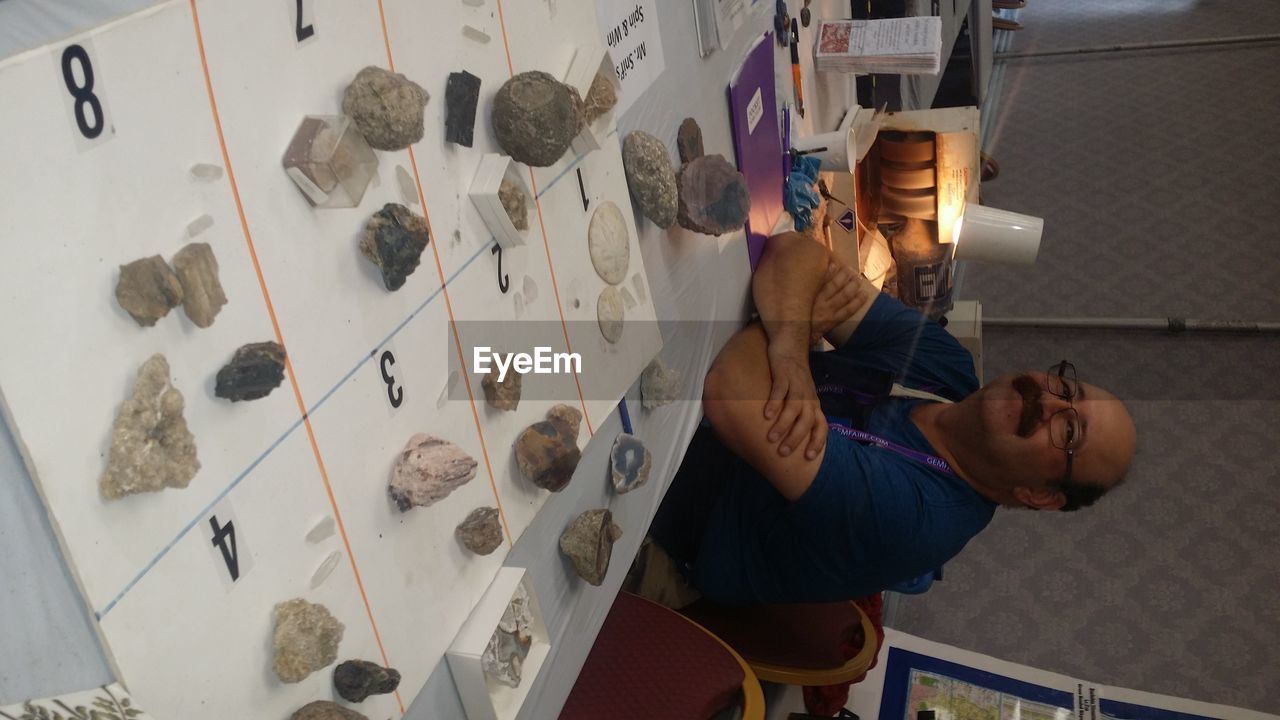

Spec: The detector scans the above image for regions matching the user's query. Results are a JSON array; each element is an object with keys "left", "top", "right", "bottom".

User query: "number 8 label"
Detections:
[{"left": 55, "top": 40, "right": 114, "bottom": 150}]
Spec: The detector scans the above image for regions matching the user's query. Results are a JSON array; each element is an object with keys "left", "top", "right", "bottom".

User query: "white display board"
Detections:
[{"left": 0, "top": 0, "right": 661, "bottom": 717}]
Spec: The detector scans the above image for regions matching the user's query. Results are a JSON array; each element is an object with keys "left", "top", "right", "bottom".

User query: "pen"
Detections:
[{"left": 790, "top": 18, "right": 805, "bottom": 117}]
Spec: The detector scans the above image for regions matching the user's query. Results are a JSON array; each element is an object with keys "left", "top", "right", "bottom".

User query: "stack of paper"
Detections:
[{"left": 814, "top": 17, "right": 943, "bottom": 75}]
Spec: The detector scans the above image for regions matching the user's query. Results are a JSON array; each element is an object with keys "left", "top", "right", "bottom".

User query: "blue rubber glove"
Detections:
[{"left": 784, "top": 155, "right": 823, "bottom": 230}]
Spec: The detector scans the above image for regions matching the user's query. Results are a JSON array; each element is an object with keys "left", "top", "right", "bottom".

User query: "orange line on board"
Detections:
[
  {"left": 187, "top": 2, "right": 403, "bottom": 713},
  {"left": 374, "top": 0, "right": 512, "bottom": 546},
  {"left": 494, "top": 0, "right": 594, "bottom": 437}
]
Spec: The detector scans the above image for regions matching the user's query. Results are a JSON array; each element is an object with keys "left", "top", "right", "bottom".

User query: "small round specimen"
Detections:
[
  {"left": 333, "top": 659, "right": 401, "bottom": 703},
  {"left": 622, "top": 132, "right": 678, "bottom": 229},
  {"left": 291, "top": 701, "right": 368, "bottom": 720},
  {"left": 677, "top": 154, "right": 752, "bottom": 236},
  {"left": 359, "top": 203, "right": 431, "bottom": 292},
  {"left": 597, "top": 286, "right": 625, "bottom": 344},
  {"left": 492, "top": 71, "right": 582, "bottom": 167},
  {"left": 342, "top": 66, "right": 429, "bottom": 151},
  {"left": 272, "top": 599, "right": 345, "bottom": 684},
  {"left": 588, "top": 202, "right": 630, "bottom": 284},
  {"left": 515, "top": 404, "right": 583, "bottom": 491},
  {"left": 115, "top": 255, "right": 183, "bottom": 327},
  {"left": 610, "top": 433, "right": 652, "bottom": 494},
  {"left": 559, "top": 509, "right": 623, "bottom": 586},
  {"left": 100, "top": 354, "right": 200, "bottom": 501},
  {"left": 215, "top": 341, "right": 286, "bottom": 402},
  {"left": 389, "top": 434, "right": 478, "bottom": 511},
  {"left": 456, "top": 506, "right": 505, "bottom": 555}
]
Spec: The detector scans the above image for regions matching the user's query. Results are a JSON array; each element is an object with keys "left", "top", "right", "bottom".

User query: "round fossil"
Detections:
[{"left": 588, "top": 202, "right": 630, "bottom": 285}]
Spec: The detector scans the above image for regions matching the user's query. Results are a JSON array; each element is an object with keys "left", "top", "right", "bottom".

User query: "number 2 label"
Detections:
[{"left": 55, "top": 40, "right": 114, "bottom": 150}]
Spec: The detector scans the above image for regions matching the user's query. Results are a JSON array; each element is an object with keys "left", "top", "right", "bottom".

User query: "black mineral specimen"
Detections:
[
  {"left": 445, "top": 71, "right": 482, "bottom": 147},
  {"left": 359, "top": 203, "right": 431, "bottom": 292},
  {"left": 333, "top": 659, "right": 401, "bottom": 703},
  {"left": 215, "top": 341, "right": 286, "bottom": 402}
]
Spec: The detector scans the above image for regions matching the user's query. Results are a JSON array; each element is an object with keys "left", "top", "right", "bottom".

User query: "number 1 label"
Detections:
[{"left": 205, "top": 497, "right": 254, "bottom": 590}]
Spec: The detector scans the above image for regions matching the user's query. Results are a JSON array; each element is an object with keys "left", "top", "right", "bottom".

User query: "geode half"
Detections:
[
  {"left": 100, "top": 354, "right": 200, "bottom": 501},
  {"left": 359, "top": 203, "right": 430, "bottom": 292},
  {"left": 342, "top": 66, "right": 429, "bottom": 151},
  {"left": 610, "top": 433, "right": 652, "bottom": 494}
]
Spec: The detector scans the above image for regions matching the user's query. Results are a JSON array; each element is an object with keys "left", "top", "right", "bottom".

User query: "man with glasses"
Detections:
[{"left": 647, "top": 232, "right": 1137, "bottom": 606}]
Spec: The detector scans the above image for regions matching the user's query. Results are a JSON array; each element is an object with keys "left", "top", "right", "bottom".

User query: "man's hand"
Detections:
[
  {"left": 764, "top": 348, "right": 827, "bottom": 460},
  {"left": 810, "top": 260, "right": 872, "bottom": 345}
]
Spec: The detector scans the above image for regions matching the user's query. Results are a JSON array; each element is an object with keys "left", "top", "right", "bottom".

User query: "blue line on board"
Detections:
[
  {"left": 535, "top": 128, "right": 621, "bottom": 200},
  {"left": 617, "top": 398, "right": 633, "bottom": 435},
  {"left": 96, "top": 242, "right": 494, "bottom": 620}
]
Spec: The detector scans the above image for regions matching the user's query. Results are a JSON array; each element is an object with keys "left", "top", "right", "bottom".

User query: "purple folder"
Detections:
[{"left": 727, "top": 31, "right": 784, "bottom": 270}]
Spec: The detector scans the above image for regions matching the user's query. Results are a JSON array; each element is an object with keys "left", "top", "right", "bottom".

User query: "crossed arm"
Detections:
[{"left": 702, "top": 231, "right": 878, "bottom": 500}]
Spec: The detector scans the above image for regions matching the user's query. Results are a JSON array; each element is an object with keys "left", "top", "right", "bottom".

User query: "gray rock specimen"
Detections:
[
  {"left": 445, "top": 71, "right": 482, "bottom": 147},
  {"left": 498, "top": 177, "right": 529, "bottom": 231},
  {"left": 677, "top": 154, "right": 751, "bottom": 236},
  {"left": 515, "top": 404, "right": 582, "bottom": 492},
  {"left": 610, "top": 433, "right": 652, "bottom": 494},
  {"left": 588, "top": 202, "right": 630, "bottom": 284},
  {"left": 115, "top": 255, "right": 183, "bottom": 327},
  {"left": 492, "top": 71, "right": 582, "bottom": 166},
  {"left": 456, "top": 506, "right": 504, "bottom": 555},
  {"left": 215, "top": 341, "right": 286, "bottom": 402},
  {"left": 482, "top": 367, "right": 522, "bottom": 411},
  {"left": 582, "top": 71, "right": 618, "bottom": 124},
  {"left": 359, "top": 203, "right": 430, "bottom": 291},
  {"left": 677, "top": 117, "right": 705, "bottom": 164},
  {"left": 559, "top": 509, "right": 622, "bottom": 586},
  {"left": 389, "top": 434, "right": 478, "bottom": 511},
  {"left": 342, "top": 66, "right": 429, "bottom": 151},
  {"left": 171, "top": 242, "right": 227, "bottom": 328},
  {"left": 481, "top": 582, "right": 534, "bottom": 688},
  {"left": 333, "top": 659, "right": 401, "bottom": 703},
  {"left": 622, "top": 132, "right": 678, "bottom": 228},
  {"left": 100, "top": 354, "right": 199, "bottom": 501},
  {"left": 641, "top": 357, "right": 683, "bottom": 409},
  {"left": 597, "top": 286, "right": 625, "bottom": 344},
  {"left": 272, "top": 598, "right": 345, "bottom": 684},
  {"left": 291, "top": 701, "right": 368, "bottom": 720}
]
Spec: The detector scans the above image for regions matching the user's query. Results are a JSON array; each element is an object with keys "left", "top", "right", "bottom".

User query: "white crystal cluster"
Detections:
[{"left": 480, "top": 583, "right": 534, "bottom": 688}]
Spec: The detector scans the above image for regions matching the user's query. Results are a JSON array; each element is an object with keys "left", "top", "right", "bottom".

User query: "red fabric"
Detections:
[
  {"left": 802, "top": 593, "right": 885, "bottom": 716},
  {"left": 679, "top": 600, "right": 862, "bottom": 669},
  {"left": 560, "top": 592, "right": 745, "bottom": 720}
]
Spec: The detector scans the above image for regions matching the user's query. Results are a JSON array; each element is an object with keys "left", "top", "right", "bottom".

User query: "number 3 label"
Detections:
[
  {"left": 55, "top": 40, "right": 114, "bottom": 150},
  {"left": 205, "top": 497, "right": 254, "bottom": 590}
]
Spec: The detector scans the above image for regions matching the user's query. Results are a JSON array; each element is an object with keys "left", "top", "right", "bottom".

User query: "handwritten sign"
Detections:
[{"left": 596, "top": 0, "right": 665, "bottom": 114}]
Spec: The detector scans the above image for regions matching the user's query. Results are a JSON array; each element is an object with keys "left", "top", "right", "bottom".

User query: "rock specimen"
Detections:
[
  {"left": 677, "top": 117, "right": 705, "bottom": 164},
  {"left": 621, "top": 132, "right": 678, "bottom": 229},
  {"left": 610, "top": 433, "right": 652, "bottom": 494},
  {"left": 481, "top": 367, "right": 522, "bottom": 411},
  {"left": 559, "top": 509, "right": 623, "bottom": 586},
  {"left": 291, "top": 701, "right": 368, "bottom": 720},
  {"left": 641, "top": 356, "right": 683, "bottom": 409},
  {"left": 581, "top": 70, "right": 618, "bottom": 125},
  {"left": 676, "top": 154, "right": 751, "bottom": 236},
  {"left": 333, "top": 659, "right": 401, "bottom": 703},
  {"left": 481, "top": 582, "right": 535, "bottom": 688},
  {"left": 445, "top": 70, "right": 482, "bottom": 147},
  {"left": 359, "top": 203, "right": 430, "bottom": 291},
  {"left": 272, "top": 599, "right": 344, "bottom": 684},
  {"left": 515, "top": 404, "right": 582, "bottom": 491},
  {"left": 342, "top": 66, "right": 429, "bottom": 151},
  {"left": 597, "top": 286, "right": 625, "bottom": 344},
  {"left": 171, "top": 242, "right": 227, "bottom": 328},
  {"left": 456, "top": 506, "right": 504, "bottom": 555},
  {"left": 492, "top": 71, "right": 582, "bottom": 167},
  {"left": 498, "top": 177, "right": 529, "bottom": 231},
  {"left": 388, "top": 434, "right": 478, "bottom": 511},
  {"left": 587, "top": 201, "right": 630, "bottom": 284},
  {"left": 100, "top": 354, "right": 199, "bottom": 501},
  {"left": 215, "top": 341, "right": 286, "bottom": 401},
  {"left": 115, "top": 255, "right": 183, "bottom": 327}
]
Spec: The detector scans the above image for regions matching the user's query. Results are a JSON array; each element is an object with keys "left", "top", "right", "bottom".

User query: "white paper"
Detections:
[
  {"left": 596, "top": 0, "right": 665, "bottom": 114},
  {"left": 713, "top": 0, "right": 747, "bottom": 46}
]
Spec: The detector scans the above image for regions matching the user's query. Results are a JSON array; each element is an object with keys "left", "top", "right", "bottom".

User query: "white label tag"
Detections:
[{"left": 746, "top": 87, "right": 764, "bottom": 135}]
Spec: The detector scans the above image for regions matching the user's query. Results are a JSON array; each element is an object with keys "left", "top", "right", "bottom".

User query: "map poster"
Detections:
[{"left": 849, "top": 629, "right": 1277, "bottom": 720}]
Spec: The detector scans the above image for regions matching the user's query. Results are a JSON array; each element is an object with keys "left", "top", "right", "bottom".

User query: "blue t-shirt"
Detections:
[{"left": 677, "top": 294, "right": 996, "bottom": 605}]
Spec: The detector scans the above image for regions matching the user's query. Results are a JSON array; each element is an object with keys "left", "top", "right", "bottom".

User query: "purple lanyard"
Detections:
[{"left": 829, "top": 423, "right": 958, "bottom": 478}]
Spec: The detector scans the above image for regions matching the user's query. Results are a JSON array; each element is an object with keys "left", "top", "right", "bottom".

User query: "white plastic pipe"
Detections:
[
  {"left": 996, "top": 33, "right": 1280, "bottom": 61},
  {"left": 983, "top": 317, "right": 1280, "bottom": 334},
  {"left": 952, "top": 205, "right": 1043, "bottom": 265}
]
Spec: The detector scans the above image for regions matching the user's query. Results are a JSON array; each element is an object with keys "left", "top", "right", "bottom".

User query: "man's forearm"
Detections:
[{"left": 752, "top": 232, "right": 829, "bottom": 356}]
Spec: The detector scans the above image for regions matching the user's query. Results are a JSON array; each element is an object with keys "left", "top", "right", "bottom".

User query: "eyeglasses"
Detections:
[{"left": 1045, "top": 360, "right": 1083, "bottom": 485}]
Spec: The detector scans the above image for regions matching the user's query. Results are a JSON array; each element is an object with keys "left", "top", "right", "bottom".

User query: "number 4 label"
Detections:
[{"left": 206, "top": 497, "right": 254, "bottom": 590}]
